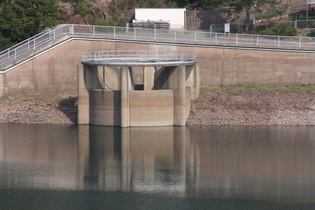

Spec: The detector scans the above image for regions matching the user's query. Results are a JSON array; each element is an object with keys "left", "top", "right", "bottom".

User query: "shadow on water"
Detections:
[
  {"left": 1, "top": 124, "right": 315, "bottom": 209},
  {"left": 1, "top": 189, "right": 314, "bottom": 210}
]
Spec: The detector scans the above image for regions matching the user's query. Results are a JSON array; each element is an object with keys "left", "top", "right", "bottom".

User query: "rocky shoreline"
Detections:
[
  {"left": 0, "top": 87, "right": 314, "bottom": 126},
  {"left": 187, "top": 87, "right": 315, "bottom": 126},
  {"left": 0, "top": 95, "right": 77, "bottom": 124}
]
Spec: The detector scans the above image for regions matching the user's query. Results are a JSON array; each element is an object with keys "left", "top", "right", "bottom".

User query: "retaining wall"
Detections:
[
  {"left": 1, "top": 38, "right": 315, "bottom": 97},
  {"left": 186, "top": 10, "right": 226, "bottom": 30},
  {"left": 282, "top": 0, "right": 307, "bottom": 14},
  {"left": 185, "top": 2, "right": 308, "bottom": 30}
]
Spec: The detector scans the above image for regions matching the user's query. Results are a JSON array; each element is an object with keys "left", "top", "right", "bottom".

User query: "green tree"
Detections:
[
  {"left": 76, "top": 0, "right": 90, "bottom": 16},
  {"left": 106, "top": 0, "right": 175, "bottom": 26},
  {"left": 0, "top": 0, "right": 58, "bottom": 51},
  {"left": 224, "top": 0, "right": 287, "bottom": 33},
  {"left": 97, "top": 19, "right": 119, "bottom": 26},
  {"left": 174, "top": 0, "right": 224, "bottom": 9}
]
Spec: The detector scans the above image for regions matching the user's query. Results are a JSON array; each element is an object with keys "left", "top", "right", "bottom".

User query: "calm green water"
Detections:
[{"left": 0, "top": 124, "right": 315, "bottom": 209}]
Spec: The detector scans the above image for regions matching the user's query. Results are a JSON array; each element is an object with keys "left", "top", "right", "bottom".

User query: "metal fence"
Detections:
[
  {"left": 82, "top": 50, "right": 196, "bottom": 65},
  {"left": 276, "top": 20, "right": 315, "bottom": 29},
  {"left": 210, "top": 20, "right": 315, "bottom": 33},
  {"left": 1, "top": 24, "right": 315, "bottom": 69}
]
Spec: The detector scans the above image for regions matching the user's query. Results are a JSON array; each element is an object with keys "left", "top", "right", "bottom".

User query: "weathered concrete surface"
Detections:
[
  {"left": 185, "top": 87, "right": 191, "bottom": 121},
  {"left": 89, "top": 90, "right": 121, "bottom": 126},
  {"left": 185, "top": 64, "right": 199, "bottom": 100},
  {"left": 144, "top": 66, "right": 155, "bottom": 91},
  {"left": 218, "top": 49, "right": 315, "bottom": 85},
  {"left": 1, "top": 38, "right": 315, "bottom": 97},
  {"left": 129, "top": 90, "right": 174, "bottom": 126},
  {"left": 121, "top": 67, "right": 130, "bottom": 128},
  {"left": 103, "top": 66, "right": 121, "bottom": 90},
  {"left": 77, "top": 65, "right": 89, "bottom": 124},
  {"left": 174, "top": 65, "right": 186, "bottom": 126}
]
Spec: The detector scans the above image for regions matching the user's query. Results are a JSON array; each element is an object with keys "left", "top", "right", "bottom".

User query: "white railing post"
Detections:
[
  {"left": 195, "top": 32, "right": 197, "bottom": 42},
  {"left": 236, "top": 34, "right": 238, "bottom": 45},
  {"left": 93, "top": 25, "right": 95, "bottom": 36},
  {"left": 215, "top": 33, "right": 218, "bottom": 43},
  {"left": 54, "top": 30, "right": 56, "bottom": 40},
  {"left": 70, "top": 24, "right": 74, "bottom": 35},
  {"left": 134, "top": 28, "right": 136, "bottom": 39},
  {"left": 175, "top": 31, "right": 177, "bottom": 41},
  {"left": 14, "top": 49, "right": 16, "bottom": 59},
  {"left": 299, "top": 37, "right": 302, "bottom": 48},
  {"left": 256, "top": 35, "right": 259, "bottom": 45},
  {"left": 114, "top": 27, "right": 116, "bottom": 38},
  {"left": 154, "top": 28, "right": 157, "bottom": 40},
  {"left": 278, "top": 36, "right": 280, "bottom": 47}
]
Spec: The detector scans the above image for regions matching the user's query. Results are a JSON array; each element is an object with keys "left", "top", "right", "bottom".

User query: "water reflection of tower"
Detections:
[
  {"left": 78, "top": 126, "right": 122, "bottom": 190},
  {"left": 79, "top": 126, "right": 195, "bottom": 193}
]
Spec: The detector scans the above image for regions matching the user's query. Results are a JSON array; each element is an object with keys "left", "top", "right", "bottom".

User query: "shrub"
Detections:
[
  {"left": 258, "top": 24, "right": 297, "bottom": 36},
  {"left": 97, "top": 19, "right": 120, "bottom": 27},
  {"left": 307, "top": 30, "right": 315, "bottom": 37},
  {"left": 76, "top": 0, "right": 89, "bottom": 16}
]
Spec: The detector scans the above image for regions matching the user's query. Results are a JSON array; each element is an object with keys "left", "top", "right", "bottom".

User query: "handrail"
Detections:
[
  {"left": 0, "top": 24, "right": 70, "bottom": 68},
  {"left": 82, "top": 50, "right": 196, "bottom": 65},
  {"left": 1, "top": 24, "right": 315, "bottom": 69}
]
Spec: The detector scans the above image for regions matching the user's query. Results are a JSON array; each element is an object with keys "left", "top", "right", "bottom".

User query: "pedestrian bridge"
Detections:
[{"left": 79, "top": 50, "right": 199, "bottom": 127}]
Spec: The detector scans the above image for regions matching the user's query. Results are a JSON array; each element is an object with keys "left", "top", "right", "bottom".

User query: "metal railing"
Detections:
[
  {"left": 210, "top": 20, "right": 315, "bottom": 33},
  {"left": 1, "top": 24, "right": 315, "bottom": 69},
  {"left": 0, "top": 24, "right": 71, "bottom": 68},
  {"left": 82, "top": 50, "right": 196, "bottom": 65}
]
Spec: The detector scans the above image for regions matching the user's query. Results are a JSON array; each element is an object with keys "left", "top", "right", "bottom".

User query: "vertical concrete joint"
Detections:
[
  {"left": 195, "top": 63, "right": 200, "bottom": 99},
  {"left": 121, "top": 67, "right": 130, "bottom": 127},
  {"left": 78, "top": 65, "right": 90, "bottom": 124},
  {"left": 174, "top": 65, "right": 186, "bottom": 126}
]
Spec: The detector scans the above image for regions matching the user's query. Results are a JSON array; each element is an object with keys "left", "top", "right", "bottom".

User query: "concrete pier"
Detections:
[
  {"left": 77, "top": 50, "right": 199, "bottom": 127},
  {"left": 77, "top": 65, "right": 89, "bottom": 124},
  {"left": 144, "top": 66, "right": 155, "bottom": 91},
  {"left": 121, "top": 67, "right": 130, "bottom": 128},
  {"left": 174, "top": 65, "right": 186, "bottom": 126}
]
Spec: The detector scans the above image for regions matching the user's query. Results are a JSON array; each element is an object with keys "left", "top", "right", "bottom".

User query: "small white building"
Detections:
[{"left": 134, "top": 8, "right": 186, "bottom": 30}]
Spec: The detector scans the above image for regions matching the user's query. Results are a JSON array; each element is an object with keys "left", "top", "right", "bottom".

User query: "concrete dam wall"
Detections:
[{"left": 1, "top": 38, "right": 315, "bottom": 97}]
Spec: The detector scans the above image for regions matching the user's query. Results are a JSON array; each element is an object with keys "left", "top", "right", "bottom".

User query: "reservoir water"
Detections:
[{"left": 0, "top": 124, "right": 315, "bottom": 209}]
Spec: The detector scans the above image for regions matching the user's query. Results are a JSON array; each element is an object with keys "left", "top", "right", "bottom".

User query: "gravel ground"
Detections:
[
  {"left": 0, "top": 87, "right": 314, "bottom": 126},
  {"left": 187, "top": 87, "right": 315, "bottom": 126},
  {"left": 0, "top": 95, "right": 77, "bottom": 124}
]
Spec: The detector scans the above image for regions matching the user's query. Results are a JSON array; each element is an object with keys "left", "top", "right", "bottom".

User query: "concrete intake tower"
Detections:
[{"left": 78, "top": 50, "right": 199, "bottom": 127}]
